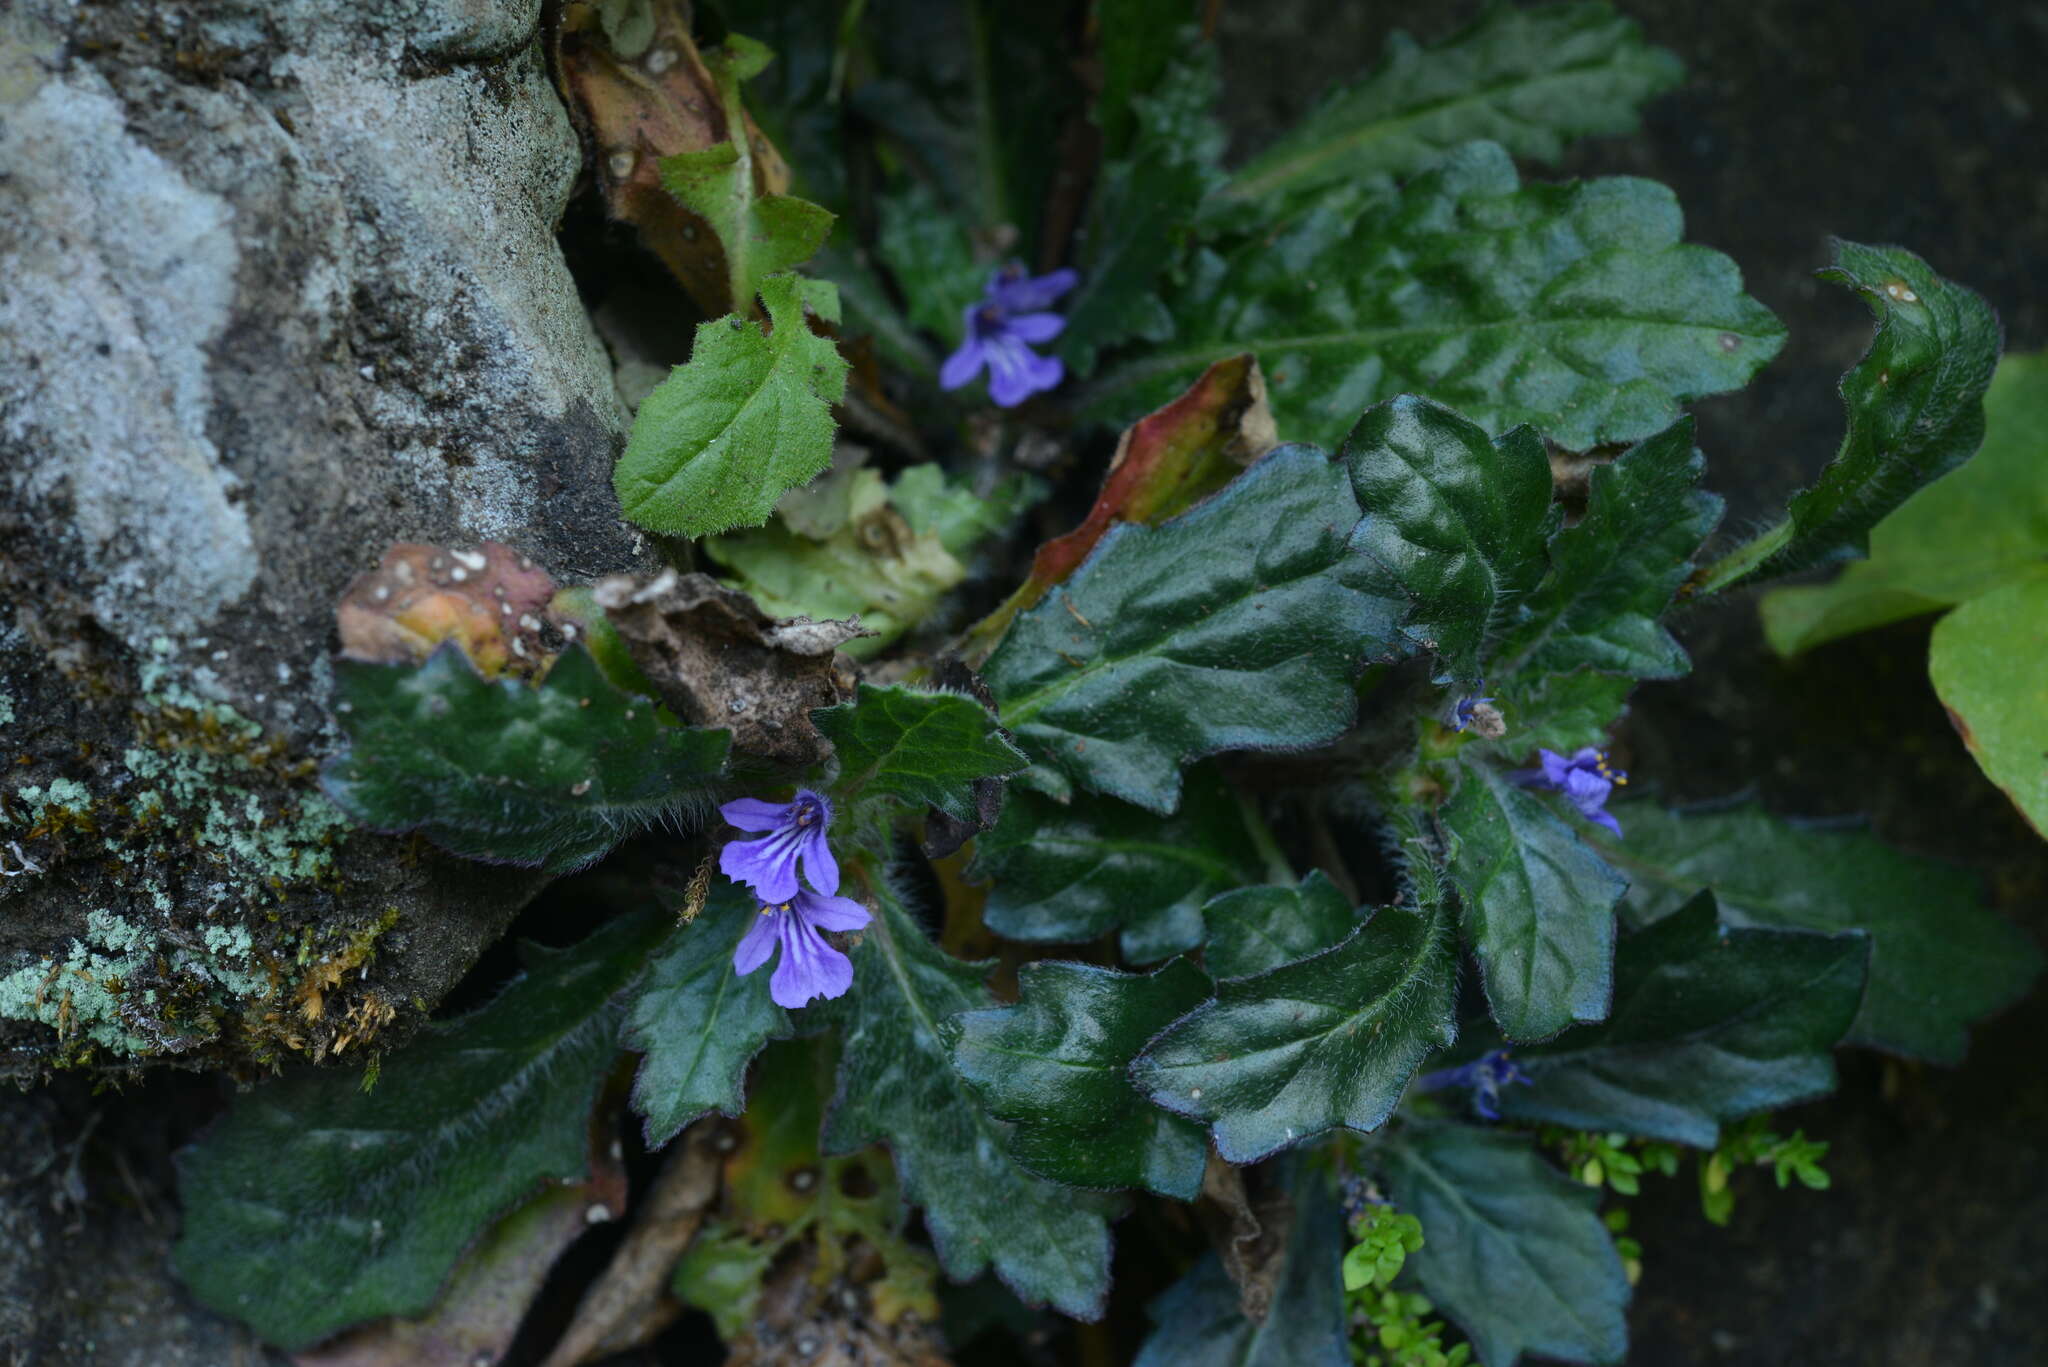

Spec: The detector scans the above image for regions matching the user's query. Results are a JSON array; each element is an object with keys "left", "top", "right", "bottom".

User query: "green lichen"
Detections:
[{"left": 0, "top": 689, "right": 14, "bottom": 728}]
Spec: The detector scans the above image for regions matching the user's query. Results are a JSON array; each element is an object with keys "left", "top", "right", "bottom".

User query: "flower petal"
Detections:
[
  {"left": 1537, "top": 749, "right": 1572, "bottom": 786},
  {"left": 1561, "top": 766, "right": 1614, "bottom": 818},
  {"left": 799, "top": 826, "right": 840, "bottom": 895},
  {"left": 720, "top": 797, "right": 793, "bottom": 832},
  {"left": 769, "top": 916, "right": 855, "bottom": 1008},
  {"left": 719, "top": 830, "right": 801, "bottom": 903},
  {"left": 991, "top": 266, "right": 1078, "bottom": 312},
  {"left": 795, "top": 889, "right": 871, "bottom": 932},
  {"left": 1004, "top": 311, "right": 1065, "bottom": 344},
  {"left": 985, "top": 338, "right": 1064, "bottom": 407},
  {"left": 939, "top": 336, "right": 986, "bottom": 391},
  {"left": 733, "top": 909, "right": 782, "bottom": 976}
]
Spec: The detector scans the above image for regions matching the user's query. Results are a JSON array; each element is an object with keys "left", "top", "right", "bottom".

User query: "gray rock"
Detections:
[{"left": 0, "top": 0, "right": 645, "bottom": 1081}]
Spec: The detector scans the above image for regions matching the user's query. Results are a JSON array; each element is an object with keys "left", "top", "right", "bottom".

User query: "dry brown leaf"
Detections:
[{"left": 336, "top": 542, "right": 557, "bottom": 678}]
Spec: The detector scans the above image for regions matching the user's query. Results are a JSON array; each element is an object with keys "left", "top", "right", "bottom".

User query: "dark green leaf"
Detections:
[
  {"left": 874, "top": 181, "right": 988, "bottom": 341},
  {"left": 1381, "top": 1124, "right": 1629, "bottom": 1367},
  {"left": 822, "top": 881, "right": 1112, "bottom": 1318},
  {"left": 813, "top": 683, "right": 1026, "bottom": 820},
  {"left": 321, "top": 645, "right": 730, "bottom": 874},
  {"left": 1442, "top": 757, "right": 1626, "bottom": 1041},
  {"left": 174, "top": 910, "right": 666, "bottom": 1349},
  {"left": 1219, "top": 2, "right": 1683, "bottom": 207},
  {"left": 1094, "top": 0, "right": 1202, "bottom": 159},
  {"left": 1494, "top": 893, "right": 1868, "bottom": 1146},
  {"left": 1721, "top": 241, "right": 2001, "bottom": 586},
  {"left": 1201, "top": 871, "right": 1357, "bottom": 978},
  {"left": 1131, "top": 898, "right": 1458, "bottom": 1164},
  {"left": 625, "top": 888, "right": 793, "bottom": 1147},
  {"left": 1930, "top": 576, "right": 2048, "bottom": 838},
  {"left": 1132, "top": 1160, "right": 1348, "bottom": 1367},
  {"left": 1482, "top": 669, "right": 1634, "bottom": 758},
  {"left": 1495, "top": 418, "right": 1721, "bottom": 681},
  {"left": 613, "top": 272, "right": 850, "bottom": 538},
  {"left": 1085, "top": 141, "right": 1784, "bottom": 453},
  {"left": 942, "top": 958, "right": 1210, "bottom": 1198},
  {"left": 986, "top": 445, "right": 1395, "bottom": 814},
  {"left": 1590, "top": 802, "right": 2042, "bottom": 1062},
  {"left": 973, "top": 772, "right": 1265, "bottom": 963},
  {"left": 1342, "top": 394, "right": 1555, "bottom": 682}
]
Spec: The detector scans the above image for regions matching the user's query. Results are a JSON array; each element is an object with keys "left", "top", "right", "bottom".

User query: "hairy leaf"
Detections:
[
  {"left": 986, "top": 444, "right": 1394, "bottom": 814},
  {"left": 973, "top": 773, "right": 1265, "bottom": 963},
  {"left": 1201, "top": 871, "right": 1358, "bottom": 979},
  {"left": 1762, "top": 352, "right": 2048, "bottom": 654},
  {"left": 874, "top": 181, "right": 987, "bottom": 340},
  {"left": 321, "top": 645, "right": 730, "bottom": 874},
  {"left": 813, "top": 682, "right": 1027, "bottom": 820},
  {"left": 1481, "top": 670, "right": 1635, "bottom": 758},
  {"left": 1220, "top": 2, "right": 1682, "bottom": 207},
  {"left": 658, "top": 135, "right": 833, "bottom": 321},
  {"left": 1132, "top": 900, "right": 1458, "bottom": 1164},
  {"left": 1929, "top": 577, "right": 2048, "bottom": 838},
  {"left": 1494, "top": 893, "right": 1868, "bottom": 1146},
  {"left": 1591, "top": 802, "right": 2041, "bottom": 1062},
  {"left": 822, "top": 882, "right": 1112, "bottom": 1318},
  {"left": 174, "top": 911, "right": 666, "bottom": 1349},
  {"left": 614, "top": 272, "right": 850, "bottom": 538},
  {"left": 1381, "top": 1125, "right": 1629, "bottom": 1367},
  {"left": 1495, "top": 418, "right": 1721, "bottom": 681},
  {"left": 1085, "top": 141, "right": 1784, "bottom": 452},
  {"left": 1343, "top": 394, "right": 1555, "bottom": 682},
  {"left": 625, "top": 890, "right": 793, "bottom": 1147},
  {"left": 1442, "top": 758, "right": 1627, "bottom": 1041},
  {"left": 942, "top": 958, "right": 1210, "bottom": 1198}
]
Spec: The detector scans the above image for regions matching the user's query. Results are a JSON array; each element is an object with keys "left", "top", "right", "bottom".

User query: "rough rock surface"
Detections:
[{"left": 0, "top": 0, "right": 646, "bottom": 1082}]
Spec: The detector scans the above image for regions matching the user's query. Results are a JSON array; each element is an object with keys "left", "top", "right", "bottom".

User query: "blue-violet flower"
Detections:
[
  {"left": 939, "top": 262, "right": 1078, "bottom": 408},
  {"left": 1416, "top": 1049, "right": 1532, "bottom": 1122},
  {"left": 718, "top": 789, "right": 838, "bottom": 903},
  {"left": 734, "top": 887, "right": 873, "bottom": 1008},
  {"left": 1514, "top": 746, "right": 1626, "bottom": 836}
]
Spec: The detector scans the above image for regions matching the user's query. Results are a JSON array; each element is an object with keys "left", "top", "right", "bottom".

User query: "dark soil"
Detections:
[{"left": 1218, "top": 2, "right": 2048, "bottom": 1363}]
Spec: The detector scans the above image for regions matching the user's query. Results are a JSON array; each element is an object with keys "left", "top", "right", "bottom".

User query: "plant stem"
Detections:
[
  {"left": 1692, "top": 519, "right": 1793, "bottom": 596},
  {"left": 1235, "top": 790, "right": 1295, "bottom": 885}
]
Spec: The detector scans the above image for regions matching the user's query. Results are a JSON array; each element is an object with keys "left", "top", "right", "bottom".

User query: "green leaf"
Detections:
[
  {"left": 1495, "top": 418, "right": 1721, "bottom": 681},
  {"left": 890, "top": 464, "right": 1044, "bottom": 556},
  {"left": 1441, "top": 757, "right": 1627, "bottom": 1041},
  {"left": 986, "top": 444, "right": 1394, "bottom": 814},
  {"left": 1094, "top": 0, "right": 1201, "bottom": 159},
  {"left": 320, "top": 644, "right": 730, "bottom": 874},
  {"left": 1929, "top": 576, "right": 2048, "bottom": 839},
  {"left": 1342, "top": 394, "right": 1555, "bottom": 682},
  {"left": 174, "top": 910, "right": 666, "bottom": 1350},
  {"left": 1132, "top": 1161, "right": 1349, "bottom": 1367},
  {"left": 1589, "top": 802, "right": 2042, "bottom": 1062},
  {"left": 1493, "top": 893, "right": 1868, "bottom": 1146},
  {"left": 941, "top": 958, "right": 1210, "bottom": 1198},
  {"left": 625, "top": 889, "right": 793, "bottom": 1147},
  {"left": 1482, "top": 670, "right": 1634, "bottom": 758},
  {"left": 1711, "top": 241, "right": 2001, "bottom": 589},
  {"left": 822, "top": 880, "right": 1111, "bottom": 1318},
  {"left": 813, "top": 682, "right": 1027, "bottom": 820},
  {"left": 1219, "top": 2, "right": 1683, "bottom": 207},
  {"left": 1380, "top": 1124, "right": 1629, "bottom": 1367},
  {"left": 1060, "top": 44, "right": 1225, "bottom": 376},
  {"left": 874, "top": 181, "right": 988, "bottom": 341},
  {"left": 658, "top": 138, "right": 834, "bottom": 321},
  {"left": 1131, "top": 897, "right": 1458, "bottom": 1164},
  {"left": 614, "top": 272, "right": 851, "bottom": 539},
  {"left": 1762, "top": 352, "right": 2048, "bottom": 654},
  {"left": 1201, "top": 870, "right": 1357, "bottom": 979},
  {"left": 972, "top": 772, "right": 1265, "bottom": 964},
  {"left": 1084, "top": 141, "right": 1785, "bottom": 453}
]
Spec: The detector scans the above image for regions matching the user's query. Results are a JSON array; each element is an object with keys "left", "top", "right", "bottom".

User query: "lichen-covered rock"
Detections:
[{"left": 0, "top": 0, "right": 648, "bottom": 1081}]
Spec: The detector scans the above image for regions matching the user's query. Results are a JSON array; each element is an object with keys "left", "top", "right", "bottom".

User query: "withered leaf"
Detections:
[{"left": 337, "top": 542, "right": 557, "bottom": 678}]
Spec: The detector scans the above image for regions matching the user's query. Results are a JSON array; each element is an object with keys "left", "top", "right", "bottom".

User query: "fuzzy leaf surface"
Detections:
[
  {"left": 1381, "top": 1125, "right": 1629, "bottom": 1367},
  {"left": 1591, "top": 802, "right": 2042, "bottom": 1062},
  {"left": 658, "top": 140, "right": 833, "bottom": 319},
  {"left": 1085, "top": 141, "right": 1783, "bottom": 451},
  {"left": 1442, "top": 758, "right": 1626, "bottom": 1042},
  {"left": 321, "top": 645, "right": 730, "bottom": 874},
  {"left": 1131, "top": 902, "right": 1458, "bottom": 1163},
  {"left": 1220, "top": 2, "right": 1682, "bottom": 206},
  {"left": 1493, "top": 893, "right": 1868, "bottom": 1146},
  {"left": 942, "top": 958, "right": 1210, "bottom": 1198},
  {"left": 1496, "top": 417, "right": 1721, "bottom": 681},
  {"left": 985, "top": 444, "right": 1393, "bottom": 814},
  {"left": 625, "top": 889, "right": 793, "bottom": 1147},
  {"left": 973, "top": 773, "right": 1264, "bottom": 963},
  {"left": 174, "top": 911, "right": 666, "bottom": 1349},
  {"left": 1201, "top": 871, "right": 1358, "bottom": 979},
  {"left": 614, "top": 272, "right": 850, "bottom": 538},
  {"left": 1929, "top": 577, "right": 2048, "bottom": 838},
  {"left": 813, "top": 682, "right": 1026, "bottom": 820},
  {"left": 1342, "top": 394, "right": 1555, "bottom": 681},
  {"left": 823, "top": 884, "right": 1112, "bottom": 1318}
]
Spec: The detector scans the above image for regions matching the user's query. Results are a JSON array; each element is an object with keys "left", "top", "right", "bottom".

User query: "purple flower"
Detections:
[
  {"left": 1513, "top": 747, "right": 1627, "bottom": 836},
  {"left": 734, "top": 887, "right": 872, "bottom": 1009},
  {"left": 718, "top": 789, "right": 838, "bottom": 903},
  {"left": 939, "top": 263, "right": 1078, "bottom": 407},
  {"left": 1416, "top": 1049, "right": 1532, "bottom": 1122},
  {"left": 1452, "top": 693, "right": 1496, "bottom": 730}
]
